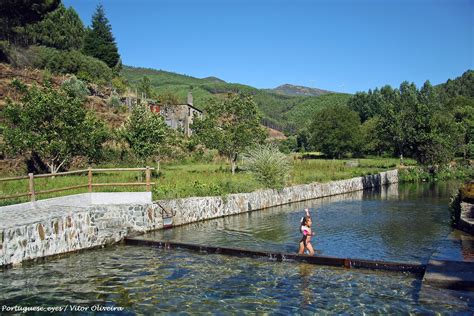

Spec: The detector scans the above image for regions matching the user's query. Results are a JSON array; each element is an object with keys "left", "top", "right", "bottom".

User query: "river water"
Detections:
[{"left": 1, "top": 181, "right": 473, "bottom": 314}]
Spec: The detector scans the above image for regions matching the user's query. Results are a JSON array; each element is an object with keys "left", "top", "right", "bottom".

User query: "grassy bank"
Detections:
[{"left": 1, "top": 157, "right": 412, "bottom": 206}]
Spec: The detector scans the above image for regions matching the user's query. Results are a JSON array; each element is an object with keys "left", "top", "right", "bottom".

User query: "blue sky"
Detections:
[{"left": 63, "top": 0, "right": 473, "bottom": 94}]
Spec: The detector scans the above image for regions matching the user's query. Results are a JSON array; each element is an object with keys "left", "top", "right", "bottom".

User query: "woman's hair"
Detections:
[{"left": 300, "top": 215, "right": 311, "bottom": 227}]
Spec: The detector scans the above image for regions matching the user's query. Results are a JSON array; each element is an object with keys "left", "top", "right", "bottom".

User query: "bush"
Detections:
[
  {"left": 243, "top": 144, "right": 291, "bottom": 189},
  {"left": 61, "top": 75, "right": 89, "bottom": 101},
  {"left": 108, "top": 92, "right": 121, "bottom": 107},
  {"left": 30, "top": 46, "right": 113, "bottom": 84}
]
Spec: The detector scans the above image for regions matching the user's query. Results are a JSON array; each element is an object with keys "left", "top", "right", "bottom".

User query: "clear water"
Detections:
[
  {"left": 1, "top": 245, "right": 473, "bottom": 314},
  {"left": 1, "top": 181, "right": 473, "bottom": 314},
  {"left": 144, "top": 182, "right": 456, "bottom": 264}
]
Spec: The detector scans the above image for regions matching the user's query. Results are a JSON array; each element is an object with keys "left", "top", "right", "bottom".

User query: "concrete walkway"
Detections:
[{"left": 423, "top": 230, "right": 474, "bottom": 290}]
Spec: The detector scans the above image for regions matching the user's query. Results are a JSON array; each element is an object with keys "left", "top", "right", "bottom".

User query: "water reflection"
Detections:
[{"left": 145, "top": 182, "right": 458, "bottom": 263}]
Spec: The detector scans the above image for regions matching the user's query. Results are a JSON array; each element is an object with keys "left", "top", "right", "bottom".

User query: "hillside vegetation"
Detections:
[{"left": 121, "top": 65, "right": 350, "bottom": 132}]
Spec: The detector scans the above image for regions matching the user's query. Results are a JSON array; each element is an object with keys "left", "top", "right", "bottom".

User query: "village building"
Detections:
[
  {"left": 125, "top": 91, "right": 203, "bottom": 137},
  {"left": 149, "top": 91, "right": 202, "bottom": 137}
]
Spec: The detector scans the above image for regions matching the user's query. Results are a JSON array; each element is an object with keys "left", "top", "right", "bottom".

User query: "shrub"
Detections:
[
  {"left": 108, "top": 92, "right": 121, "bottom": 107},
  {"left": 61, "top": 75, "right": 89, "bottom": 101},
  {"left": 30, "top": 46, "right": 113, "bottom": 84},
  {"left": 243, "top": 144, "right": 291, "bottom": 189}
]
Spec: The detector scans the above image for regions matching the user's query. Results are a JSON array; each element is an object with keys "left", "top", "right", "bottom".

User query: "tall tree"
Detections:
[
  {"left": 308, "top": 105, "right": 362, "bottom": 159},
  {"left": 83, "top": 4, "right": 120, "bottom": 69},
  {"left": 446, "top": 96, "right": 474, "bottom": 159},
  {"left": 192, "top": 94, "right": 267, "bottom": 174},
  {"left": 0, "top": 0, "right": 60, "bottom": 42}
]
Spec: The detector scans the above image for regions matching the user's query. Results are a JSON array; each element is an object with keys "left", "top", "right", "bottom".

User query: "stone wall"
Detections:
[
  {"left": 159, "top": 170, "right": 398, "bottom": 227},
  {"left": 459, "top": 202, "right": 474, "bottom": 234},
  {"left": 0, "top": 193, "right": 156, "bottom": 267},
  {"left": 0, "top": 170, "right": 397, "bottom": 267}
]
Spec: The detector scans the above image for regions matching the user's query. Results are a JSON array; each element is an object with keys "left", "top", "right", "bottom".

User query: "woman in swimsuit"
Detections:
[{"left": 298, "top": 208, "right": 315, "bottom": 256}]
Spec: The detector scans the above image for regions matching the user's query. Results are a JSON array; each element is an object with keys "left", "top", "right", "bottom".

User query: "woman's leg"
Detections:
[
  {"left": 298, "top": 241, "right": 305, "bottom": 254},
  {"left": 306, "top": 242, "right": 315, "bottom": 256}
]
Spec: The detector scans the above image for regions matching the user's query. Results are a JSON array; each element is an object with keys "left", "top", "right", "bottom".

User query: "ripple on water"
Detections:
[{"left": 0, "top": 245, "right": 473, "bottom": 313}]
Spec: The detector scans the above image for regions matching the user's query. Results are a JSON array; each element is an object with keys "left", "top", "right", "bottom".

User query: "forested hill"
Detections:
[{"left": 121, "top": 66, "right": 351, "bottom": 132}]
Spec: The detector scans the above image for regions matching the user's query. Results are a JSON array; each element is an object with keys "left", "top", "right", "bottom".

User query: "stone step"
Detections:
[{"left": 423, "top": 259, "right": 474, "bottom": 290}]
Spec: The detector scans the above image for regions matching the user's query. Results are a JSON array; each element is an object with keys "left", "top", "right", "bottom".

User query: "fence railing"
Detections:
[{"left": 0, "top": 167, "right": 155, "bottom": 202}]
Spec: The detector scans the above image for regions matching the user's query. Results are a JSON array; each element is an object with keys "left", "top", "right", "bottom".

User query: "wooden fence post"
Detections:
[
  {"left": 88, "top": 168, "right": 93, "bottom": 192},
  {"left": 28, "top": 173, "right": 36, "bottom": 202},
  {"left": 145, "top": 166, "right": 151, "bottom": 191}
]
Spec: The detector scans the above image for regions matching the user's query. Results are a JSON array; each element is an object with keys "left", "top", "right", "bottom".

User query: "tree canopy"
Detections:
[
  {"left": 122, "top": 106, "right": 168, "bottom": 162},
  {"left": 18, "top": 3, "right": 85, "bottom": 50},
  {"left": 347, "top": 78, "right": 473, "bottom": 165},
  {"left": 83, "top": 4, "right": 120, "bottom": 69},
  {"left": 192, "top": 94, "right": 267, "bottom": 174},
  {"left": 308, "top": 105, "right": 361, "bottom": 159},
  {"left": 3, "top": 81, "right": 108, "bottom": 173},
  {"left": 0, "top": 0, "right": 60, "bottom": 42}
]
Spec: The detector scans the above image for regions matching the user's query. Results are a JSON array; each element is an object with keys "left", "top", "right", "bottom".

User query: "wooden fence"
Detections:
[{"left": 0, "top": 167, "right": 155, "bottom": 202}]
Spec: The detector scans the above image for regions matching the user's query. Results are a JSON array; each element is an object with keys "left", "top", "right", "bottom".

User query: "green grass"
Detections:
[
  {"left": 0, "top": 157, "right": 409, "bottom": 206},
  {"left": 291, "top": 157, "right": 412, "bottom": 184}
]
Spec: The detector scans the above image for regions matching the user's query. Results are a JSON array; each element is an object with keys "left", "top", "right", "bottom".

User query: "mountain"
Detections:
[
  {"left": 202, "top": 76, "right": 226, "bottom": 84},
  {"left": 269, "top": 84, "right": 333, "bottom": 96},
  {"left": 121, "top": 66, "right": 351, "bottom": 133}
]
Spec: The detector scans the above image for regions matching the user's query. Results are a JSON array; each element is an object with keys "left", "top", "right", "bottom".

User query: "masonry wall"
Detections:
[{"left": 0, "top": 170, "right": 397, "bottom": 267}]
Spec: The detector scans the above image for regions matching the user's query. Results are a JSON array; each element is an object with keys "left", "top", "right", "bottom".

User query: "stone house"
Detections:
[{"left": 149, "top": 92, "right": 203, "bottom": 137}]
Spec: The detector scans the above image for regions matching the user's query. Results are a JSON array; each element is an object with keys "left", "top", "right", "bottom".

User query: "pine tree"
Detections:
[
  {"left": 83, "top": 4, "right": 120, "bottom": 69},
  {"left": 0, "top": 0, "right": 60, "bottom": 42},
  {"left": 18, "top": 4, "right": 85, "bottom": 50}
]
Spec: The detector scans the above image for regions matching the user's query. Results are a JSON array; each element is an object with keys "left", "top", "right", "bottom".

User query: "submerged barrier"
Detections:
[{"left": 124, "top": 237, "right": 426, "bottom": 276}]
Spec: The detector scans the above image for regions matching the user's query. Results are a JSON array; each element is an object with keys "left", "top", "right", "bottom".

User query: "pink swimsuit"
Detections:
[{"left": 300, "top": 225, "right": 311, "bottom": 245}]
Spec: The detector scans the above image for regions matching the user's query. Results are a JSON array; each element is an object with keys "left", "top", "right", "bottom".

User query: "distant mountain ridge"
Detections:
[{"left": 269, "top": 84, "right": 334, "bottom": 96}]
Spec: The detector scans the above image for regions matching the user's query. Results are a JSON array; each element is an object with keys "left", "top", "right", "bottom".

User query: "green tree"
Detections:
[
  {"left": 111, "top": 76, "right": 128, "bottom": 95},
  {"left": 446, "top": 96, "right": 474, "bottom": 159},
  {"left": 192, "top": 94, "right": 267, "bottom": 174},
  {"left": 122, "top": 106, "right": 168, "bottom": 163},
  {"left": 308, "top": 105, "right": 362, "bottom": 159},
  {"left": 347, "top": 88, "right": 384, "bottom": 123},
  {"left": 137, "top": 76, "right": 155, "bottom": 100},
  {"left": 3, "top": 83, "right": 108, "bottom": 173},
  {"left": 83, "top": 4, "right": 120, "bottom": 69},
  {"left": 378, "top": 83, "right": 409, "bottom": 163},
  {"left": 0, "top": 0, "right": 60, "bottom": 42},
  {"left": 406, "top": 81, "right": 459, "bottom": 165},
  {"left": 360, "top": 116, "right": 386, "bottom": 156},
  {"left": 17, "top": 4, "right": 85, "bottom": 50}
]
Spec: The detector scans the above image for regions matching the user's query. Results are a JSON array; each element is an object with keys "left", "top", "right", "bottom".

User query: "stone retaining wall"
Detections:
[
  {"left": 0, "top": 170, "right": 398, "bottom": 267},
  {"left": 159, "top": 170, "right": 398, "bottom": 226}
]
